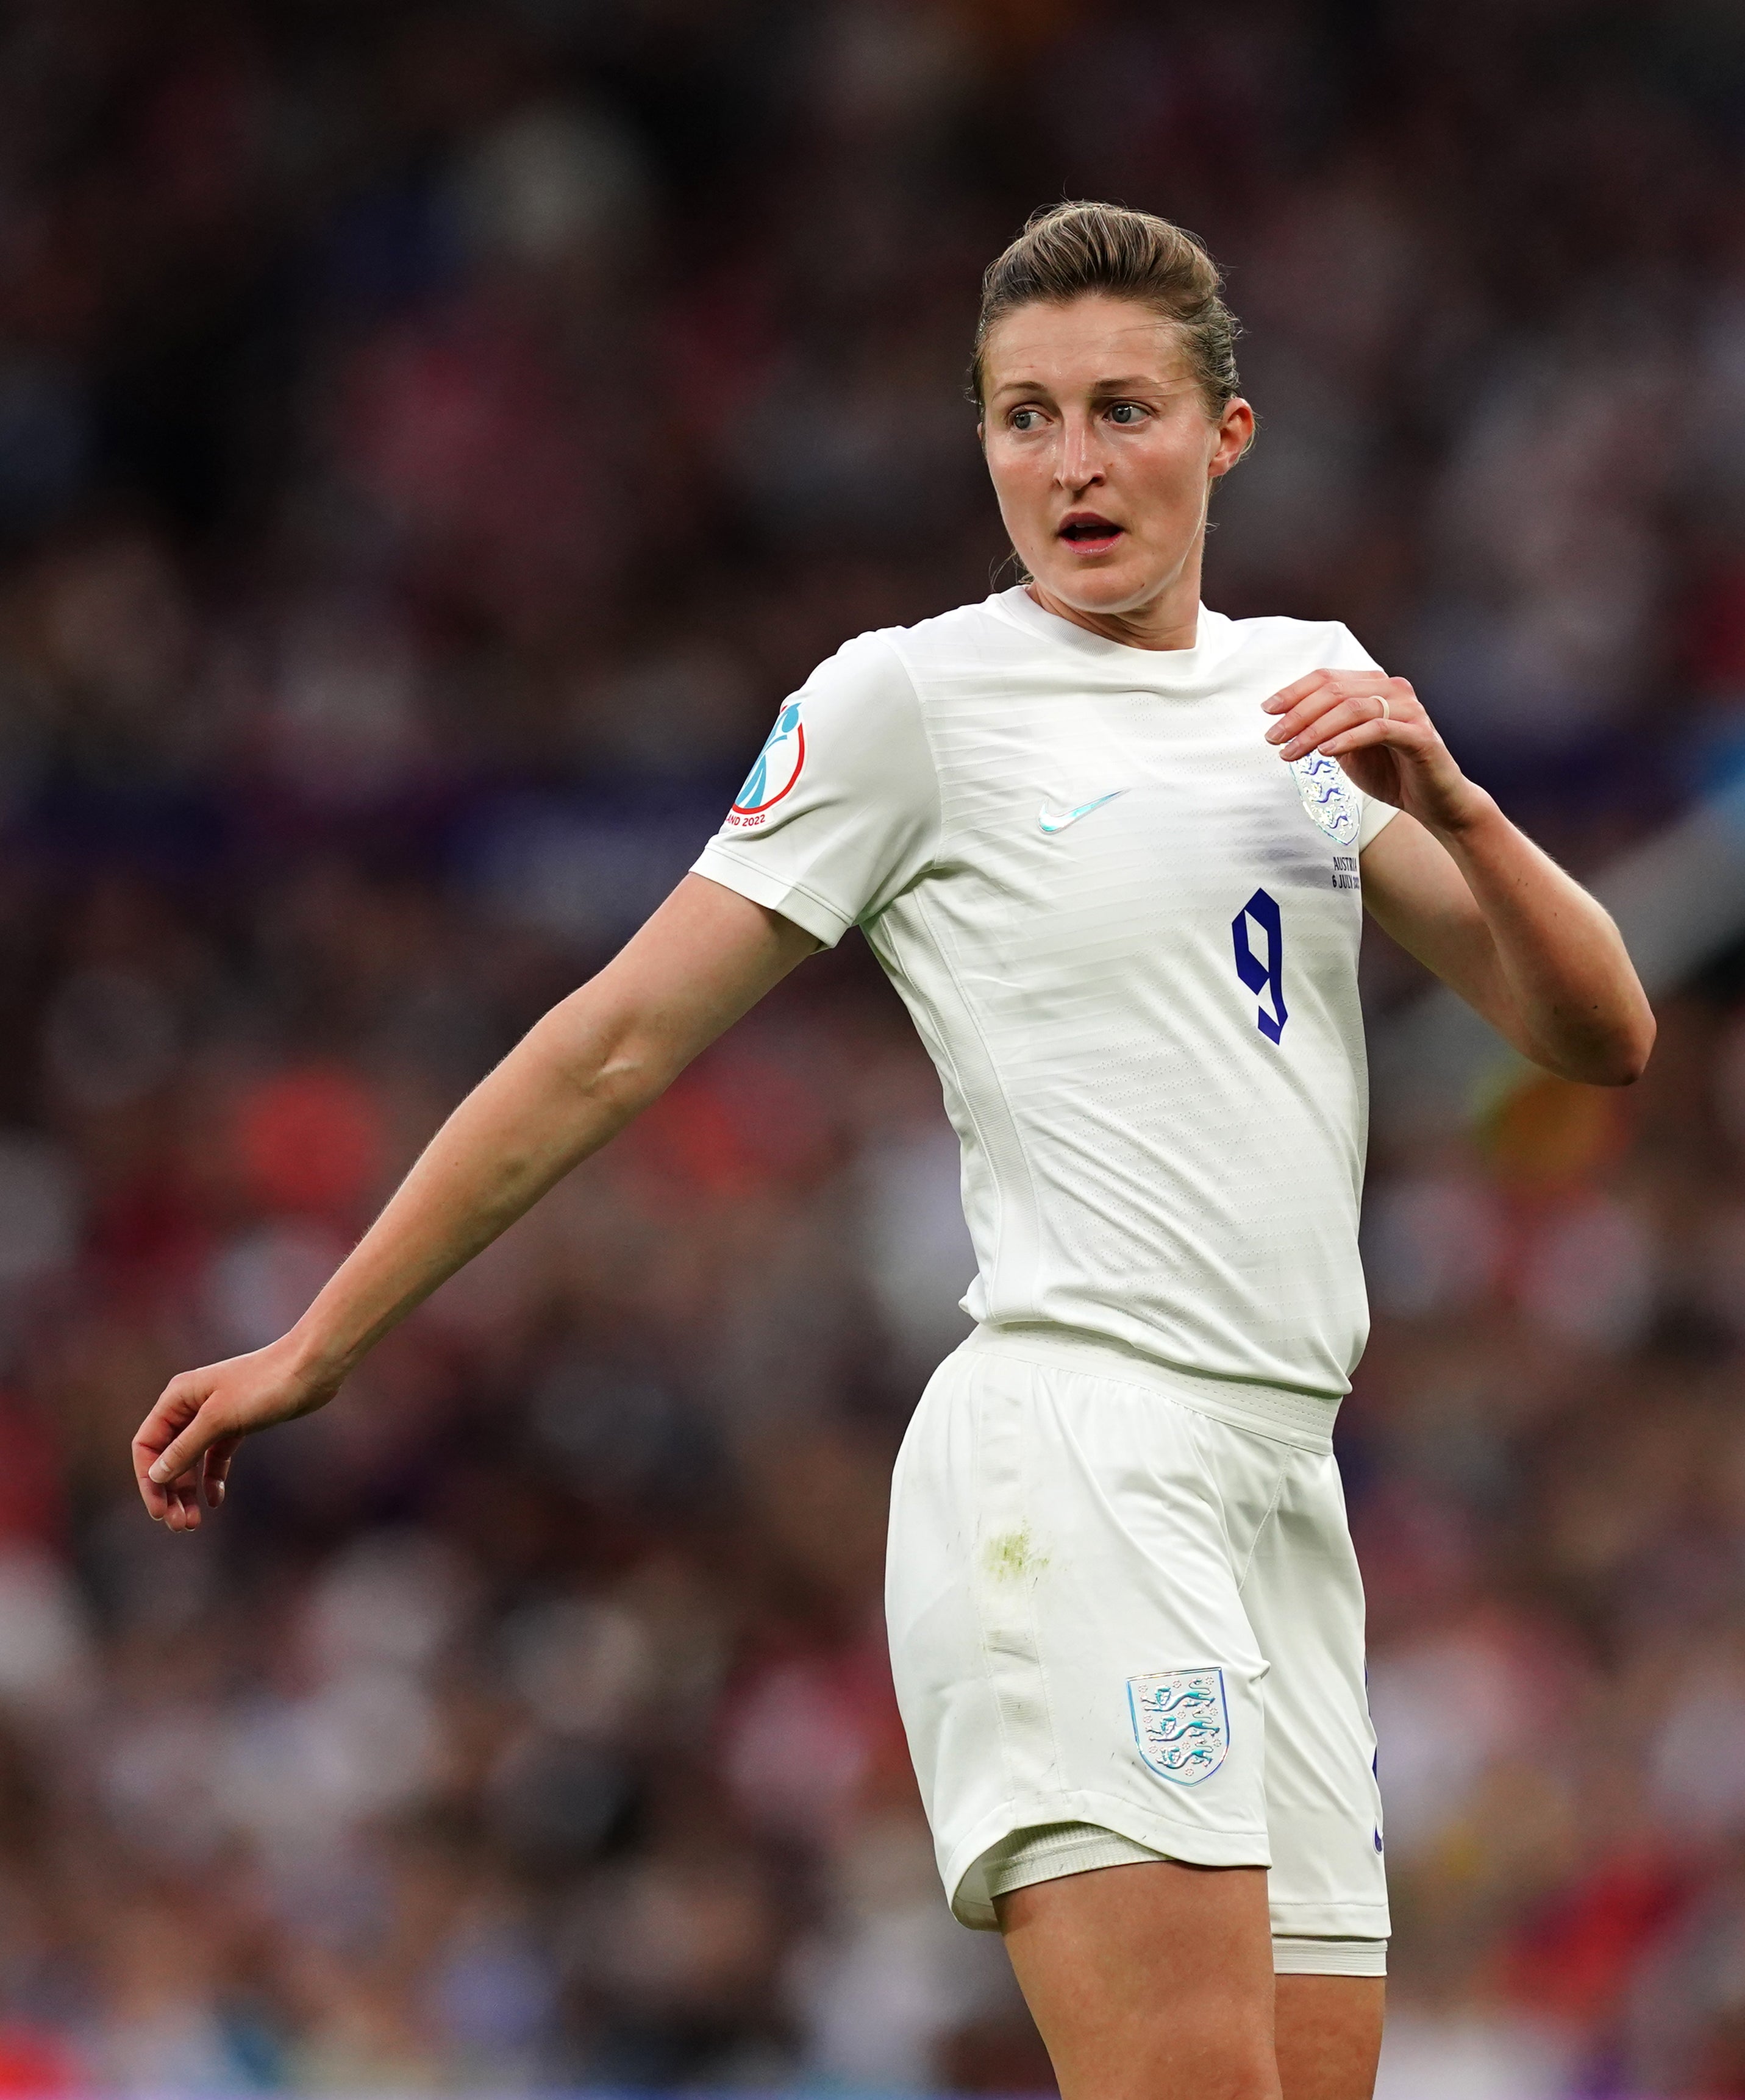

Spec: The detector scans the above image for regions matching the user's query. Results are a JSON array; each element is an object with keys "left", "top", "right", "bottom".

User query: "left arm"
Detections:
[{"left": 1263, "top": 669, "right": 1655, "bottom": 1087}]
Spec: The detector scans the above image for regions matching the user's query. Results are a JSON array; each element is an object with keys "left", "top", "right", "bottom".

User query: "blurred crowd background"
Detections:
[{"left": 1, "top": 0, "right": 1744, "bottom": 2094}]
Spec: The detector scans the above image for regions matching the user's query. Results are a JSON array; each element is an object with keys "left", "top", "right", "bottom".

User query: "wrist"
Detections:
[
  {"left": 1424, "top": 779, "right": 1501, "bottom": 844},
  {"left": 282, "top": 1318, "right": 354, "bottom": 1393}
]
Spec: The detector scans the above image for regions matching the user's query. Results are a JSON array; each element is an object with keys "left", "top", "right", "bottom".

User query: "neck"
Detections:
[{"left": 1022, "top": 533, "right": 1206, "bottom": 653}]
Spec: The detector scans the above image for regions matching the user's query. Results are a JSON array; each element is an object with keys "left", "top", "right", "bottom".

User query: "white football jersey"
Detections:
[{"left": 693, "top": 587, "right": 1397, "bottom": 1403}]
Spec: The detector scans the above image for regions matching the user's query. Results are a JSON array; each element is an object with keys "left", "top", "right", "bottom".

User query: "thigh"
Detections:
[
  {"left": 1274, "top": 1977, "right": 1384, "bottom": 2100},
  {"left": 997, "top": 1859, "right": 1279, "bottom": 2100},
  {"left": 1241, "top": 1452, "right": 1390, "bottom": 1945},
  {"left": 996, "top": 1868, "right": 1384, "bottom": 2100}
]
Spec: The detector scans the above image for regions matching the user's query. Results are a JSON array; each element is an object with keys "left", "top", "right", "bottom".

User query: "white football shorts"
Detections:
[{"left": 885, "top": 1326, "right": 1390, "bottom": 1949}]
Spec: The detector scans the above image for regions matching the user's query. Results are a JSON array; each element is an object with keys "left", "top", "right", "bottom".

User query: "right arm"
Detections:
[{"left": 132, "top": 875, "right": 818, "bottom": 1530}]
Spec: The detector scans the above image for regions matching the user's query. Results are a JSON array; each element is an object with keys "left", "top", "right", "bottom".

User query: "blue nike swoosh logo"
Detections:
[{"left": 1038, "top": 789, "right": 1127, "bottom": 833}]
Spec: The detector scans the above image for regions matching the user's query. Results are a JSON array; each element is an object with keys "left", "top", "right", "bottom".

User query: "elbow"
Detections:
[
  {"left": 1605, "top": 1019, "right": 1656, "bottom": 1088},
  {"left": 1587, "top": 1050, "right": 1651, "bottom": 1089},
  {"left": 555, "top": 1037, "right": 662, "bottom": 1119},
  {"left": 1608, "top": 1000, "right": 1658, "bottom": 1087},
  {"left": 1556, "top": 1006, "right": 1656, "bottom": 1089},
  {"left": 566, "top": 1026, "right": 679, "bottom": 1120},
  {"left": 590, "top": 1048, "right": 671, "bottom": 1117},
  {"left": 533, "top": 1003, "right": 673, "bottom": 1123}
]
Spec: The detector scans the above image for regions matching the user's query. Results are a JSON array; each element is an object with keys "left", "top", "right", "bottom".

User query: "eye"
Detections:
[
  {"left": 1106, "top": 402, "right": 1148, "bottom": 425},
  {"left": 1008, "top": 407, "right": 1046, "bottom": 432}
]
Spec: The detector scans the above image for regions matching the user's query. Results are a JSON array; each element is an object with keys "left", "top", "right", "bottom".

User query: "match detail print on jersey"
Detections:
[
  {"left": 1127, "top": 1668, "right": 1231, "bottom": 1785},
  {"left": 1038, "top": 788, "right": 1127, "bottom": 833},
  {"left": 1232, "top": 888, "right": 1288, "bottom": 1042},
  {"left": 728, "top": 702, "right": 806, "bottom": 825}
]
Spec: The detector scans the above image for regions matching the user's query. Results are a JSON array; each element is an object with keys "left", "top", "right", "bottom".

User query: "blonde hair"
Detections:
[{"left": 971, "top": 201, "right": 1243, "bottom": 418}]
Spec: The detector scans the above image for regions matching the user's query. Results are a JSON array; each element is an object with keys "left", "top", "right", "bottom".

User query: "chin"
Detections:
[{"left": 1035, "top": 560, "right": 1162, "bottom": 613}]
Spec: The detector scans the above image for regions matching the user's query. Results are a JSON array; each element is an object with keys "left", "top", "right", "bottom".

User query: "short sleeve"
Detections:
[
  {"left": 1326, "top": 624, "right": 1403, "bottom": 853},
  {"left": 690, "top": 632, "right": 942, "bottom": 948}
]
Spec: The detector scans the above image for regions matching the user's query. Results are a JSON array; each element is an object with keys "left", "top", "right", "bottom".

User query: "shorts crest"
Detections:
[{"left": 1127, "top": 1667, "right": 1230, "bottom": 1786}]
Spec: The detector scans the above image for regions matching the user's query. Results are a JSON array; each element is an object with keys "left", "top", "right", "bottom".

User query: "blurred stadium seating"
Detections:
[{"left": 2, "top": 1, "right": 1745, "bottom": 2093}]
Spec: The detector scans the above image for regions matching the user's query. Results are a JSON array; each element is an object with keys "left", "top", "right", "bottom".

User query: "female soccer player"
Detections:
[{"left": 133, "top": 204, "right": 1653, "bottom": 2100}]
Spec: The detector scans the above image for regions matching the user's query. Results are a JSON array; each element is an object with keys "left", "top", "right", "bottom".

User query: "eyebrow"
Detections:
[{"left": 989, "top": 372, "right": 1177, "bottom": 402}]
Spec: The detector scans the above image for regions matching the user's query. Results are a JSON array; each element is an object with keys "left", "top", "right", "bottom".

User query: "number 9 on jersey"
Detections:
[{"left": 1232, "top": 889, "right": 1288, "bottom": 1044}]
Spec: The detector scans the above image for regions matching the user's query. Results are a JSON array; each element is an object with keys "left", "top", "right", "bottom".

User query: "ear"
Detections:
[{"left": 1209, "top": 397, "right": 1255, "bottom": 479}]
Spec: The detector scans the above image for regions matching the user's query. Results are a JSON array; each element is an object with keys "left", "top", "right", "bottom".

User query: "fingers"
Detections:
[
  {"left": 202, "top": 1434, "right": 242, "bottom": 1510},
  {"left": 1268, "top": 693, "right": 1390, "bottom": 760},
  {"left": 1263, "top": 672, "right": 1421, "bottom": 758},
  {"left": 1263, "top": 669, "right": 1416, "bottom": 723},
  {"left": 147, "top": 1417, "right": 219, "bottom": 1489},
  {"left": 132, "top": 1371, "right": 230, "bottom": 1532},
  {"left": 132, "top": 1376, "right": 199, "bottom": 1518},
  {"left": 1263, "top": 667, "right": 1415, "bottom": 713},
  {"left": 129, "top": 1338, "right": 334, "bottom": 1531},
  {"left": 1315, "top": 714, "right": 1430, "bottom": 760}
]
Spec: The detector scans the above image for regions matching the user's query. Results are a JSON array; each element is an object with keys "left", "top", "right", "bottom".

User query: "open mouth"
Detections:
[{"left": 1058, "top": 513, "right": 1123, "bottom": 552}]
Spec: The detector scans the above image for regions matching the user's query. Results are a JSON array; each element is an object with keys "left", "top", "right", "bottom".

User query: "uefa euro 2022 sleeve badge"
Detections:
[
  {"left": 1290, "top": 749, "right": 1362, "bottom": 848},
  {"left": 727, "top": 702, "right": 806, "bottom": 828},
  {"left": 1127, "top": 1667, "right": 1230, "bottom": 1785}
]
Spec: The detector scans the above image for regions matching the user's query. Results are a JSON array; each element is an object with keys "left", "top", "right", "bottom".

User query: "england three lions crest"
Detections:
[
  {"left": 1127, "top": 1667, "right": 1230, "bottom": 1786},
  {"left": 1290, "top": 750, "right": 1361, "bottom": 847}
]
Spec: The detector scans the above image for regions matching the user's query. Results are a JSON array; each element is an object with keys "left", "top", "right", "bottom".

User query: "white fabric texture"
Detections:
[
  {"left": 1273, "top": 1937, "right": 1388, "bottom": 1977},
  {"left": 980, "top": 1820, "right": 1165, "bottom": 1899},
  {"left": 694, "top": 588, "right": 1397, "bottom": 1401},
  {"left": 980, "top": 1823, "right": 1386, "bottom": 1973},
  {"left": 885, "top": 1326, "right": 1390, "bottom": 1940}
]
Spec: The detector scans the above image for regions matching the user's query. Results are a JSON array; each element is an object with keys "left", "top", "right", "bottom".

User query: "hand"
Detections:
[
  {"left": 1262, "top": 669, "right": 1488, "bottom": 836},
  {"left": 132, "top": 1333, "right": 340, "bottom": 1532}
]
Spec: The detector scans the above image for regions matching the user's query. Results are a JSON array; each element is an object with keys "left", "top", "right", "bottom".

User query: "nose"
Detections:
[{"left": 1056, "top": 410, "right": 1107, "bottom": 494}]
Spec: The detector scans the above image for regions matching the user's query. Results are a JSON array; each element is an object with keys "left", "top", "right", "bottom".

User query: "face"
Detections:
[{"left": 979, "top": 294, "right": 1253, "bottom": 629}]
